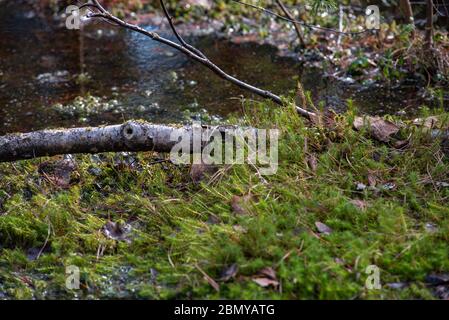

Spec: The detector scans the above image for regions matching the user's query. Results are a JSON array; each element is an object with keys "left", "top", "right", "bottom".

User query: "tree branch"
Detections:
[
  {"left": 275, "top": 0, "right": 305, "bottom": 47},
  {"left": 0, "top": 121, "right": 238, "bottom": 162},
  {"left": 82, "top": 1, "right": 316, "bottom": 119}
]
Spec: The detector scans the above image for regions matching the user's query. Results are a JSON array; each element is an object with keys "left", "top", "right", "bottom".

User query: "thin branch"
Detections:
[
  {"left": 274, "top": 0, "right": 305, "bottom": 47},
  {"left": 84, "top": 1, "right": 315, "bottom": 119},
  {"left": 231, "top": 0, "right": 371, "bottom": 36},
  {"left": 159, "top": 0, "right": 207, "bottom": 59}
]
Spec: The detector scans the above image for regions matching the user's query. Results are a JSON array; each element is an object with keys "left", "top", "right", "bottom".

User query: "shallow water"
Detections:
[{"left": 0, "top": 3, "right": 446, "bottom": 135}]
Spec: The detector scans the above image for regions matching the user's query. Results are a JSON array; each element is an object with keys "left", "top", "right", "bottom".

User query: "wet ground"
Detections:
[{"left": 0, "top": 3, "right": 446, "bottom": 135}]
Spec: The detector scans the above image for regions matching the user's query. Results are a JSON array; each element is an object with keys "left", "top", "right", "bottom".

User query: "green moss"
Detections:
[{"left": 1, "top": 102, "right": 449, "bottom": 299}]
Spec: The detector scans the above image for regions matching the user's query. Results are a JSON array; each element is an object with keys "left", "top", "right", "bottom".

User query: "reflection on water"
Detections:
[{"left": 0, "top": 2, "right": 446, "bottom": 135}]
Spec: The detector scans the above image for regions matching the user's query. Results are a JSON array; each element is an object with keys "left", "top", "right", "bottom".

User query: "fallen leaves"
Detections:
[
  {"left": 230, "top": 194, "right": 253, "bottom": 215},
  {"left": 103, "top": 221, "right": 132, "bottom": 243},
  {"left": 426, "top": 273, "right": 449, "bottom": 300},
  {"left": 189, "top": 163, "right": 218, "bottom": 183},
  {"left": 315, "top": 221, "right": 332, "bottom": 235},
  {"left": 413, "top": 116, "right": 447, "bottom": 130},
  {"left": 353, "top": 116, "right": 400, "bottom": 142},
  {"left": 367, "top": 173, "right": 377, "bottom": 187},
  {"left": 350, "top": 199, "right": 368, "bottom": 211},
  {"left": 219, "top": 263, "right": 239, "bottom": 282},
  {"left": 252, "top": 267, "right": 279, "bottom": 288},
  {"left": 38, "top": 158, "right": 77, "bottom": 188},
  {"left": 307, "top": 153, "right": 318, "bottom": 172}
]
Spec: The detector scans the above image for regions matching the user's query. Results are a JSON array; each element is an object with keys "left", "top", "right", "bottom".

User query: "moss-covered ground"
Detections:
[{"left": 1, "top": 101, "right": 448, "bottom": 300}]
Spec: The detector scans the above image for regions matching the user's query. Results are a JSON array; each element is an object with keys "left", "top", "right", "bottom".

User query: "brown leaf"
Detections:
[
  {"left": 259, "top": 267, "right": 277, "bottom": 280},
  {"left": 323, "top": 111, "right": 337, "bottom": 130},
  {"left": 189, "top": 163, "right": 217, "bottom": 183},
  {"left": 315, "top": 221, "right": 332, "bottom": 235},
  {"left": 252, "top": 278, "right": 279, "bottom": 288},
  {"left": 367, "top": 173, "right": 377, "bottom": 187},
  {"left": 103, "top": 221, "right": 132, "bottom": 243},
  {"left": 393, "top": 139, "right": 409, "bottom": 149},
  {"left": 350, "top": 199, "right": 368, "bottom": 211},
  {"left": 219, "top": 263, "right": 239, "bottom": 282},
  {"left": 230, "top": 194, "right": 253, "bottom": 215},
  {"left": 353, "top": 116, "right": 400, "bottom": 142},
  {"left": 38, "top": 159, "right": 76, "bottom": 188},
  {"left": 232, "top": 225, "right": 247, "bottom": 233},
  {"left": 413, "top": 116, "right": 442, "bottom": 129},
  {"left": 307, "top": 154, "right": 318, "bottom": 172}
]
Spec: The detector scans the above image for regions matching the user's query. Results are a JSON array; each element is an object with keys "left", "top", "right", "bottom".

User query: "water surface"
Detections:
[{"left": 0, "top": 3, "right": 446, "bottom": 135}]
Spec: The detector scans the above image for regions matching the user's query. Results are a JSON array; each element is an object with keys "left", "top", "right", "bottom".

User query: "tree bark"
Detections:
[{"left": 0, "top": 121, "right": 238, "bottom": 163}]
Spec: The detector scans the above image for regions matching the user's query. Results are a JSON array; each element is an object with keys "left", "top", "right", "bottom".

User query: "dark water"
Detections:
[{"left": 0, "top": 3, "right": 446, "bottom": 135}]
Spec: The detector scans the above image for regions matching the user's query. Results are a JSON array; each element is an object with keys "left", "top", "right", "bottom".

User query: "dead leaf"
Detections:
[
  {"left": 219, "top": 263, "right": 239, "bottom": 282},
  {"left": 323, "top": 111, "right": 337, "bottom": 130},
  {"left": 386, "top": 282, "right": 409, "bottom": 290},
  {"left": 38, "top": 159, "right": 76, "bottom": 188},
  {"left": 436, "top": 182, "right": 449, "bottom": 188},
  {"left": 426, "top": 273, "right": 449, "bottom": 285},
  {"left": 232, "top": 225, "right": 247, "bottom": 233},
  {"left": 230, "top": 194, "right": 253, "bottom": 215},
  {"left": 367, "top": 173, "right": 377, "bottom": 187},
  {"left": 353, "top": 116, "right": 400, "bottom": 142},
  {"left": 393, "top": 139, "right": 409, "bottom": 149},
  {"left": 350, "top": 199, "right": 368, "bottom": 211},
  {"left": 315, "top": 221, "right": 332, "bottom": 235},
  {"left": 381, "top": 182, "right": 396, "bottom": 191},
  {"left": 103, "top": 221, "right": 132, "bottom": 243},
  {"left": 356, "top": 182, "right": 367, "bottom": 191},
  {"left": 189, "top": 163, "right": 217, "bottom": 183},
  {"left": 252, "top": 277, "right": 279, "bottom": 288},
  {"left": 413, "top": 116, "right": 442, "bottom": 129},
  {"left": 307, "top": 154, "right": 318, "bottom": 172},
  {"left": 259, "top": 267, "right": 277, "bottom": 280}
]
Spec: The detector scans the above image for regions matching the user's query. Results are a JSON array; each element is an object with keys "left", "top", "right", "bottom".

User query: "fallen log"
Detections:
[{"left": 0, "top": 121, "right": 237, "bottom": 163}]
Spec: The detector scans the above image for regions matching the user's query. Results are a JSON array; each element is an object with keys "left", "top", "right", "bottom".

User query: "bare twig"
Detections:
[
  {"left": 159, "top": 0, "right": 207, "bottom": 59},
  {"left": 82, "top": 0, "right": 315, "bottom": 119},
  {"left": 231, "top": 0, "right": 371, "bottom": 36},
  {"left": 274, "top": 0, "right": 305, "bottom": 47}
]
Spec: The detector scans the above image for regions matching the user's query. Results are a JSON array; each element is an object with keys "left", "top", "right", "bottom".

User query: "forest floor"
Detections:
[
  {"left": 1, "top": 0, "right": 449, "bottom": 300},
  {"left": 1, "top": 102, "right": 449, "bottom": 299}
]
